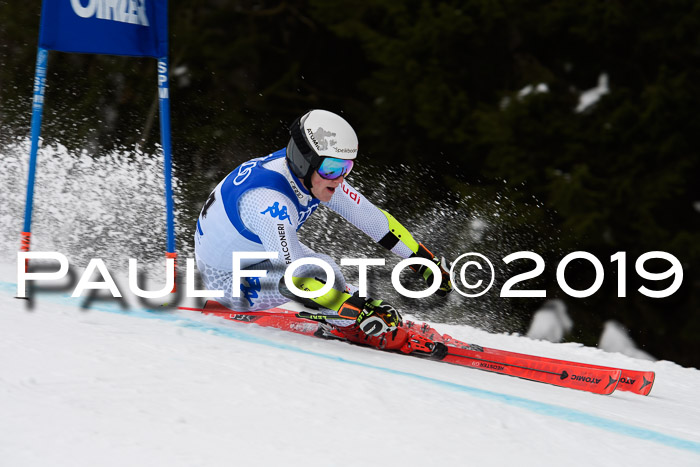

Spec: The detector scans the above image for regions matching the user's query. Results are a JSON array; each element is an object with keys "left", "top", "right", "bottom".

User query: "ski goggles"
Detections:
[{"left": 317, "top": 157, "right": 354, "bottom": 180}]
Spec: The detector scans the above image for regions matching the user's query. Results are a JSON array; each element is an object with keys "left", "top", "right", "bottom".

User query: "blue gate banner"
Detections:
[{"left": 39, "top": 0, "right": 168, "bottom": 58}]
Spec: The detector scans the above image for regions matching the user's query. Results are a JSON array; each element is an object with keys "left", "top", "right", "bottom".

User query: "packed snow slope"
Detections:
[{"left": 1, "top": 262, "right": 699, "bottom": 467}]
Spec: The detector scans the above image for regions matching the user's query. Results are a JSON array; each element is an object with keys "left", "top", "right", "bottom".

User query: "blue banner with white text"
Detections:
[{"left": 39, "top": 0, "right": 168, "bottom": 58}]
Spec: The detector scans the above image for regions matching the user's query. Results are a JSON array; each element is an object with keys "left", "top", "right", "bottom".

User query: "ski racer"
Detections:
[{"left": 194, "top": 109, "right": 452, "bottom": 347}]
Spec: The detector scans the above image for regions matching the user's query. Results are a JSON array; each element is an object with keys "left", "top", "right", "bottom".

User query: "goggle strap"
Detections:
[{"left": 289, "top": 115, "right": 313, "bottom": 155}]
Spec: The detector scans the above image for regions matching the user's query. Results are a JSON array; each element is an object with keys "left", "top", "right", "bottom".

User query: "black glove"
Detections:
[
  {"left": 410, "top": 243, "right": 453, "bottom": 297},
  {"left": 338, "top": 294, "right": 402, "bottom": 336}
]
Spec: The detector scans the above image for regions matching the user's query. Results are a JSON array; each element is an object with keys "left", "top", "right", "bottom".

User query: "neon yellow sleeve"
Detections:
[
  {"left": 378, "top": 208, "right": 420, "bottom": 254},
  {"left": 290, "top": 277, "right": 351, "bottom": 311}
]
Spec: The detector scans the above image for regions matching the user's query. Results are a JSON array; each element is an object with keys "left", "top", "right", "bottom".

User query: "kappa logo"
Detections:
[
  {"left": 261, "top": 202, "right": 292, "bottom": 225},
  {"left": 70, "top": 0, "right": 150, "bottom": 26},
  {"left": 240, "top": 277, "right": 261, "bottom": 307}
]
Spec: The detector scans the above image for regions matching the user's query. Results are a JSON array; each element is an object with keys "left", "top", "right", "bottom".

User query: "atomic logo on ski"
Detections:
[
  {"left": 605, "top": 375, "right": 618, "bottom": 390},
  {"left": 570, "top": 375, "right": 602, "bottom": 384}
]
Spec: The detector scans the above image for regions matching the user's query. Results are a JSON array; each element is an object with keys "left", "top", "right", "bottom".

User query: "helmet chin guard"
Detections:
[{"left": 286, "top": 110, "right": 358, "bottom": 192}]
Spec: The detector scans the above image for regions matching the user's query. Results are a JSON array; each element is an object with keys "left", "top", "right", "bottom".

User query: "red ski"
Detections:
[
  {"left": 179, "top": 303, "right": 323, "bottom": 337},
  {"left": 179, "top": 301, "right": 655, "bottom": 396},
  {"left": 441, "top": 345, "right": 620, "bottom": 395},
  {"left": 402, "top": 321, "right": 621, "bottom": 395},
  {"left": 442, "top": 336, "right": 654, "bottom": 396}
]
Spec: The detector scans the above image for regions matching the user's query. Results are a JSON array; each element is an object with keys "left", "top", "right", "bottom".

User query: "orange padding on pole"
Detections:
[
  {"left": 166, "top": 252, "right": 178, "bottom": 293},
  {"left": 20, "top": 232, "right": 31, "bottom": 273},
  {"left": 20, "top": 232, "right": 31, "bottom": 252}
]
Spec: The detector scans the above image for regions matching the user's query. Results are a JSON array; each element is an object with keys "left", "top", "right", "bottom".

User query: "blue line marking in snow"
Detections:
[{"left": 2, "top": 281, "right": 699, "bottom": 455}]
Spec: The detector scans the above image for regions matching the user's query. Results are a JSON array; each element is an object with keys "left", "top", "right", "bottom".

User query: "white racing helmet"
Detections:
[{"left": 287, "top": 109, "right": 359, "bottom": 189}]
